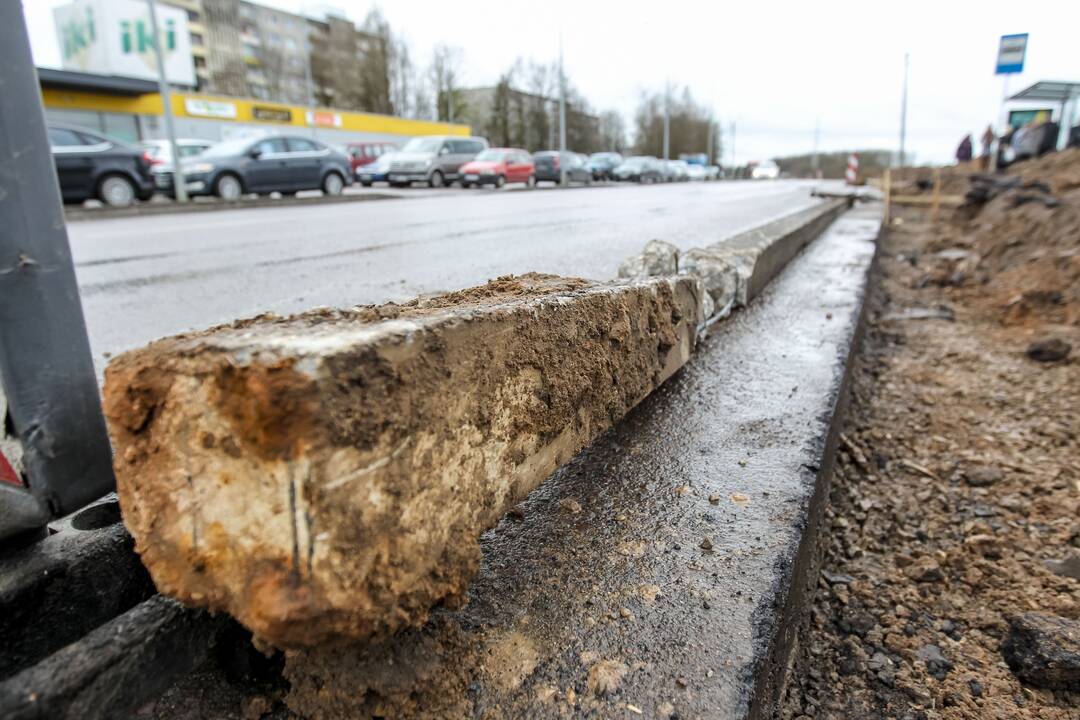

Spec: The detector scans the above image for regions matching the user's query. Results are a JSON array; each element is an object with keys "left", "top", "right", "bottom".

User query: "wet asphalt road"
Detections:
[{"left": 69, "top": 180, "right": 825, "bottom": 372}]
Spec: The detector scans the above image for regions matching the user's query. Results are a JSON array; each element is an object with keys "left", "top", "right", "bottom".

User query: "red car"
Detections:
[
  {"left": 345, "top": 141, "right": 398, "bottom": 173},
  {"left": 459, "top": 148, "right": 535, "bottom": 188}
]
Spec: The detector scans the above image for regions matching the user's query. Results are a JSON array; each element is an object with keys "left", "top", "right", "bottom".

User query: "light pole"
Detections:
[
  {"left": 558, "top": 32, "right": 567, "bottom": 186},
  {"left": 147, "top": 0, "right": 187, "bottom": 203},
  {"left": 898, "top": 52, "right": 909, "bottom": 167},
  {"left": 662, "top": 82, "right": 670, "bottom": 160}
]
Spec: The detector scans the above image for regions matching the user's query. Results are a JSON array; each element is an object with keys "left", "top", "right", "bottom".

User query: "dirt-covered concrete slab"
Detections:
[
  {"left": 103, "top": 273, "right": 705, "bottom": 649},
  {"left": 280, "top": 208, "right": 880, "bottom": 719}
]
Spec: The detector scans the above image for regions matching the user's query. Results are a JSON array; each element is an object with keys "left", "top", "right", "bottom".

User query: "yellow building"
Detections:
[{"left": 38, "top": 67, "right": 470, "bottom": 147}]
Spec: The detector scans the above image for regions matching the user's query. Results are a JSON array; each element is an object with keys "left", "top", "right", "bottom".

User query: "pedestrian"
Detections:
[
  {"left": 980, "top": 125, "right": 994, "bottom": 170},
  {"left": 955, "top": 134, "right": 973, "bottom": 164}
]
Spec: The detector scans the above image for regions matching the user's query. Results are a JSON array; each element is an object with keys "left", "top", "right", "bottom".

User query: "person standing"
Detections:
[
  {"left": 956, "top": 134, "right": 974, "bottom": 164},
  {"left": 980, "top": 125, "right": 995, "bottom": 170}
]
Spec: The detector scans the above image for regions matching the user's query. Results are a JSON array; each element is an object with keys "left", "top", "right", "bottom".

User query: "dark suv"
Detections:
[
  {"left": 48, "top": 125, "right": 155, "bottom": 207},
  {"left": 157, "top": 135, "right": 352, "bottom": 199}
]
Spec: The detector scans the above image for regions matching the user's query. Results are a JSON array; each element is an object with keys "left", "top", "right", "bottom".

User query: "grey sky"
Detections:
[{"left": 24, "top": 0, "right": 1080, "bottom": 164}]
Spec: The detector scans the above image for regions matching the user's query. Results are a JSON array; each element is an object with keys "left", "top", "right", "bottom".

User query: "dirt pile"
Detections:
[
  {"left": 922, "top": 148, "right": 1080, "bottom": 329},
  {"left": 782, "top": 151, "right": 1079, "bottom": 718}
]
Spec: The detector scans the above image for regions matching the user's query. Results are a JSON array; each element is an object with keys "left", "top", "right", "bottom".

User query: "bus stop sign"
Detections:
[{"left": 996, "top": 34, "right": 1028, "bottom": 75}]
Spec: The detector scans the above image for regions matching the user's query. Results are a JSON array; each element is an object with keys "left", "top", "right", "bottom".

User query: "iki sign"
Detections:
[{"left": 54, "top": 0, "right": 195, "bottom": 87}]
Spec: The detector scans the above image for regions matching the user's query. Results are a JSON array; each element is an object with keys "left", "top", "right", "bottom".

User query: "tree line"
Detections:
[{"left": 307, "top": 9, "right": 722, "bottom": 158}]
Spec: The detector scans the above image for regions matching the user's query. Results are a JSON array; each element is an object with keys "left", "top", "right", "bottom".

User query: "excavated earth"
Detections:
[{"left": 781, "top": 152, "right": 1080, "bottom": 719}]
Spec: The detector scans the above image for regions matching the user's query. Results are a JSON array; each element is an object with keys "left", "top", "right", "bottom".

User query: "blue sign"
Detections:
[{"left": 995, "top": 33, "right": 1028, "bottom": 75}]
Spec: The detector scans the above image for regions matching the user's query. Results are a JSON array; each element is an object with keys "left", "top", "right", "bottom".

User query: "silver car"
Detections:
[{"left": 386, "top": 136, "right": 489, "bottom": 188}]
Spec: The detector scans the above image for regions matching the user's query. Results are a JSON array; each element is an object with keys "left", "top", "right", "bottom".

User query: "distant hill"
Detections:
[{"left": 774, "top": 150, "right": 894, "bottom": 179}]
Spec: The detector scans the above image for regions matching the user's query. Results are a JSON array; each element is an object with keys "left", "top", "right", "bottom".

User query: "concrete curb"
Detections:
[{"left": 63, "top": 190, "right": 402, "bottom": 222}]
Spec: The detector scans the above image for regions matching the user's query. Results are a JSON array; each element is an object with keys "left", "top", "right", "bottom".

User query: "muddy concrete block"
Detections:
[
  {"left": 617, "top": 239, "right": 680, "bottom": 278},
  {"left": 103, "top": 273, "right": 705, "bottom": 649}
]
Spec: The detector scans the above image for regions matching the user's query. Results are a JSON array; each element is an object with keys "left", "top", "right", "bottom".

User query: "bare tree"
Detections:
[
  {"left": 388, "top": 35, "right": 413, "bottom": 117},
  {"left": 597, "top": 110, "right": 627, "bottom": 153},
  {"left": 429, "top": 44, "right": 465, "bottom": 122},
  {"left": 632, "top": 85, "right": 717, "bottom": 158}
]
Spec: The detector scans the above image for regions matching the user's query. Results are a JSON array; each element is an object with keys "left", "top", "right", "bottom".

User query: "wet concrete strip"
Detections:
[{"left": 281, "top": 206, "right": 881, "bottom": 718}]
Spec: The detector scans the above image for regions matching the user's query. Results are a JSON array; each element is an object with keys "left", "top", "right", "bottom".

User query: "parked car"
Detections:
[
  {"left": 355, "top": 152, "right": 397, "bottom": 186},
  {"left": 611, "top": 156, "right": 663, "bottom": 183},
  {"left": 533, "top": 151, "right": 592, "bottom": 185},
  {"left": 459, "top": 148, "right": 535, "bottom": 188},
  {"left": 48, "top": 125, "right": 155, "bottom": 207},
  {"left": 386, "top": 135, "right": 488, "bottom": 187},
  {"left": 158, "top": 135, "right": 351, "bottom": 199},
  {"left": 139, "top": 138, "right": 214, "bottom": 168},
  {"left": 751, "top": 160, "right": 780, "bottom": 180},
  {"left": 665, "top": 160, "right": 691, "bottom": 181},
  {"left": 686, "top": 164, "right": 706, "bottom": 181},
  {"left": 705, "top": 165, "right": 722, "bottom": 180},
  {"left": 345, "top": 141, "right": 398, "bottom": 173},
  {"left": 587, "top": 152, "right": 623, "bottom": 180}
]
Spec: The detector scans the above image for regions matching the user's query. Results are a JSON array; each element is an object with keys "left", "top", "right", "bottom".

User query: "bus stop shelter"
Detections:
[{"left": 1009, "top": 80, "right": 1080, "bottom": 149}]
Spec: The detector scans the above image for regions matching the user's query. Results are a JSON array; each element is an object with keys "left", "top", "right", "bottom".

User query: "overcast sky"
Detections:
[{"left": 25, "top": 0, "right": 1080, "bottom": 164}]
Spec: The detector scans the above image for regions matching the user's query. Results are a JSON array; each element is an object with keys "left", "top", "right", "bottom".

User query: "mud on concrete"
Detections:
[
  {"left": 781, "top": 163, "right": 1080, "bottom": 718},
  {"left": 104, "top": 272, "right": 701, "bottom": 650}
]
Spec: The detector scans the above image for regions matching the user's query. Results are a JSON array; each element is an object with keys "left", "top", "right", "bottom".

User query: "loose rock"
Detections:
[
  {"left": 1026, "top": 337, "right": 1071, "bottom": 362},
  {"left": 1001, "top": 613, "right": 1080, "bottom": 691}
]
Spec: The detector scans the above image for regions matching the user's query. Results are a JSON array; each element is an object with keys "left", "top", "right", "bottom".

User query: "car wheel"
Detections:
[
  {"left": 428, "top": 170, "right": 445, "bottom": 188},
  {"left": 214, "top": 173, "right": 243, "bottom": 201},
  {"left": 585, "top": 175, "right": 593, "bottom": 186},
  {"left": 98, "top": 174, "right": 136, "bottom": 207},
  {"left": 360, "top": 180, "right": 373, "bottom": 187},
  {"left": 322, "top": 172, "right": 345, "bottom": 196},
  {"left": 461, "top": 181, "right": 472, "bottom": 189},
  {"left": 495, "top": 175, "right": 506, "bottom": 189}
]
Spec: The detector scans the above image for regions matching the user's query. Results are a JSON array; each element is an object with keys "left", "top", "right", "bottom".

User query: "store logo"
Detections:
[
  {"left": 59, "top": 7, "right": 95, "bottom": 65},
  {"left": 120, "top": 17, "right": 177, "bottom": 60}
]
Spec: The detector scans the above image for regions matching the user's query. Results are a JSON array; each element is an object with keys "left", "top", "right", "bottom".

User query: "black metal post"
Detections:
[{"left": 0, "top": 2, "right": 116, "bottom": 540}]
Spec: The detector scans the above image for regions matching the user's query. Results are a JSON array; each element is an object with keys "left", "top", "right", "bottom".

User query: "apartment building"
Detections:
[{"left": 163, "top": 0, "right": 381, "bottom": 109}]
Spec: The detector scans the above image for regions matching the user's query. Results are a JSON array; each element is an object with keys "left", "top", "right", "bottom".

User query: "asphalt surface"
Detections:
[{"left": 69, "top": 180, "right": 826, "bottom": 373}]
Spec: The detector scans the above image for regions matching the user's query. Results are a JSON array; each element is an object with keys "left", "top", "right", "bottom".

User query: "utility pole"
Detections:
[
  {"left": 147, "top": 0, "right": 186, "bottom": 203},
  {"left": 706, "top": 119, "right": 713, "bottom": 165},
  {"left": 558, "top": 31, "right": 567, "bottom": 186},
  {"left": 730, "top": 120, "right": 736, "bottom": 176},
  {"left": 303, "top": 38, "right": 316, "bottom": 137},
  {"left": 898, "top": 52, "right": 909, "bottom": 168},
  {"left": 812, "top": 117, "right": 820, "bottom": 178},
  {"left": 662, "top": 82, "right": 670, "bottom": 160}
]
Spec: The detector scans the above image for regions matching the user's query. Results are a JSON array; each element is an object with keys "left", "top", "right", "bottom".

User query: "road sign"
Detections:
[{"left": 995, "top": 33, "right": 1028, "bottom": 75}]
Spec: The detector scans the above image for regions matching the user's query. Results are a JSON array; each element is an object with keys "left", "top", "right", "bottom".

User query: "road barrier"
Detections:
[{"left": 101, "top": 198, "right": 848, "bottom": 649}]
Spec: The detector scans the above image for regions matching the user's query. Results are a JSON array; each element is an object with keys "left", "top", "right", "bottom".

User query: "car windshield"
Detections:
[
  {"left": 474, "top": 150, "right": 507, "bottom": 162},
  {"left": 199, "top": 137, "right": 259, "bottom": 159},
  {"left": 402, "top": 137, "right": 442, "bottom": 153}
]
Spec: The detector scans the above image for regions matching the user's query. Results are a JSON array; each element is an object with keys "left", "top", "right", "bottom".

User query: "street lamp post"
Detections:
[
  {"left": 146, "top": 0, "right": 187, "bottom": 203},
  {"left": 558, "top": 33, "right": 567, "bottom": 187}
]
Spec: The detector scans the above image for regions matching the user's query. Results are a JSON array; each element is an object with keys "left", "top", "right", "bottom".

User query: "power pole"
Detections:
[
  {"left": 730, "top": 120, "right": 736, "bottom": 176},
  {"left": 558, "top": 32, "right": 567, "bottom": 186},
  {"left": 812, "top": 117, "right": 820, "bottom": 178},
  {"left": 303, "top": 32, "right": 316, "bottom": 137},
  {"left": 706, "top": 119, "right": 713, "bottom": 165},
  {"left": 662, "top": 82, "right": 670, "bottom": 160},
  {"left": 898, "top": 52, "right": 909, "bottom": 167},
  {"left": 147, "top": 0, "right": 187, "bottom": 203}
]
